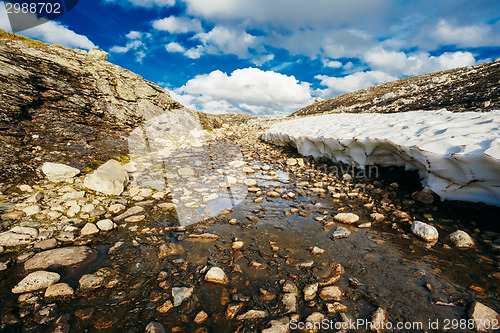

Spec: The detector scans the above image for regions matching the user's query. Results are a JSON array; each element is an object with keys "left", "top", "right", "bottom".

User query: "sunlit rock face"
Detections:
[
  {"left": 263, "top": 109, "right": 500, "bottom": 206},
  {"left": 0, "top": 31, "right": 180, "bottom": 184}
]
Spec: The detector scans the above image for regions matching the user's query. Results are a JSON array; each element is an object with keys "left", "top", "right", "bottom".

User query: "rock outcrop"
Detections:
[
  {"left": 0, "top": 30, "right": 181, "bottom": 184},
  {"left": 292, "top": 59, "right": 499, "bottom": 117}
]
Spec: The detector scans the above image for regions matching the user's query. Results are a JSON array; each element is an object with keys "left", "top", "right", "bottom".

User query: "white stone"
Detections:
[
  {"left": 80, "top": 223, "right": 99, "bottom": 236},
  {"left": 411, "top": 221, "right": 439, "bottom": 242},
  {"left": 178, "top": 167, "right": 195, "bottom": 177},
  {"left": 67, "top": 205, "right": 80, "bottom": 217},
  {"left": 44, "top": 282, "right": 74, "bottom": 298},
  {"left": 205, "top": 267, "right": 229, "bottom": 285},
  {"left": 12, "top": 271, "right": 60, "bottom": 293},
  {"left": 172, "top": 287, "right": 193, "bottom": 306},
  {"left": 22, "top": 205, "right": 41, "bottom": 216},
  {"left": 42, "top": 162, "right": 80, "bottom": 182},
  {"left": 334, "top": 213, "right": 359, "bottom": 224},
  {"left": 0, "top": 226, "right": 38, "bottom": 247},
  {"left": 84, "top": 160, "right": 129, "bottom": 196},
  {"left": 448, "top": 230, "right": 474, "bottom": 248},
  {"left": 96, "top": 219, "right": 114, "bottom": 231}
]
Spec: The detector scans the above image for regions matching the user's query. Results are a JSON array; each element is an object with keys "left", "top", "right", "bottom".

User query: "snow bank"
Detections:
[{"left": 262, "top": 109, "right": 500, "bottom": 206}]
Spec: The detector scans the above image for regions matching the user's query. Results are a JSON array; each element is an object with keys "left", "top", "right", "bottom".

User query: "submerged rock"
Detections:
[{"left": 24, "top": 246, "right": 94, "bottom": 271}]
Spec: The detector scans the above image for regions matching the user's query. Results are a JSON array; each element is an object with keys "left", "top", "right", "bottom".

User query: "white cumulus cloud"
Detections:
[
  {"left": 364, "top": 48, "right": 477, "bottom": 76},
  {"left": 173, "top": 68, "right": 313, "bottom": 115},
  {"left": 165, "top": 42, "right": 186, "bottom": 53},
  {"left": 152, "top": 16, "right": 203, "bottom": 34},
  {"left": 0, "top": 6, "right": 96, "bottom": 50},
  {"left": 315, "top": 71, "right": 398, "bottom": 97}
]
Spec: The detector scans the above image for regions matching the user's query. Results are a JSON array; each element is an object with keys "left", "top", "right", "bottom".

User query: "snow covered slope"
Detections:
[{"left": 262, "top": 109, "right": 500, "bottom": 206}]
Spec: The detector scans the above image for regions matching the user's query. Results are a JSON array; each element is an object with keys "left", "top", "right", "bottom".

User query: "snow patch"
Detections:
[{"left": 262, "top": 109, "right": 500, "bottom": 206}]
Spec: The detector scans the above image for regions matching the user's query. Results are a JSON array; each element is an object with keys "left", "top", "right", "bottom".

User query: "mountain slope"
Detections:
[
  {"left": 0, "top": 30, "right": 181, "bottom": 184},
  {"left": 292, "top": 60, "right": 500, "bottom": 117}
]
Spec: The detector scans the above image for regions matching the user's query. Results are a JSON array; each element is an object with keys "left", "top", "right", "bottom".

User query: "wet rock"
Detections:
[
  {"left": 158, "top": 243, "right": 183, "bottom": 258},
  {"left": 326, "top": 302, "right": 347, "bottom": 313},
  {"left": 319, "top": 286, "right": 342, "bottom": 301},
  {"left": 0, "top": 226, "right": 38, "bottom": 247},
  {"left": 259, "top": 288, "right": 275, "bottom": 301},
  {"left": 80, "top": 223, "right": 99, "bottom": 236},
  {"left": 172, "top": 287, "right": 193, "bottom": 306},
  {"left": 298, "top": 260, "right": 315, "bottom": 268},
  {"left": 44, "top": 283, "right": 74, "bottom": 298},
  {"left": 34, "top": 238, "right": 57, "bottom": 250},
  {"left": 75, "top": 308, "right": 94, "bottom": 320},
  {"left": 12, "top": 271, "right": 60, "bottom": 293},
  {"left": 282, "top": 280, "right": 298, "bottom": 295},
  {"left": 331, "top": 226, "right": 351, "bottom": 239},
  {"left": 226, "top": 303, "right": 244, "bottom": 319},
  {"left": 194, "top": 311, "right": 208, "bottom": 324},
  {"left": 368, "top": 307, "right": 387, "bottom": 332},
  {"left": 187, "top": 233, "right": 219, "bottom": 240},
  {"left": 113, "top": 206, "right": 145, "bottom": 221},
  {"left": 96, "top": 219, "right": 114, "bottom": 231},
  {"left": 1, "top": 211, "right": 25, "bottom": 221},
  {"left": 42, "top": 162, "right": 80, "bottom": 182},
  {"left": 262, "top": 317, "right": 290, "bottom": 333},
  {"left": 232, "top": 240, "right": 244, "bottom": 249},
  {"left": 448, "top": 230, "right": 474, "bottom": 248},
  {"left": 305, "top": 312, "right": 325, "bottom": 333},
  {"left": 157, "top": 300, "right": 173, "bottom": 313},
  {"left": 249, "top": 261, "right": 267, "bottom": 270},
  {"left": 267, "top": 191, "right": 280, "bottom": 198},
  {"left": 34, "top": 303, "right": 58, "bottom": 324},
  {"left": 467, "top": 301, "right": 500, "bottom": 332},
  {"left": 25, "top": 246, "right": 94, "bottom": 271},
  {"left": 411, "top": 221, "right": 439, "bottom": 242},
  {"left": 125, "top": 215, "right": 146, "bottom": 222},
  {"left": 309, "top": 246, "right": 325, "bottom": 255},
  {"left": 236, "top": 309, "right": 268, "bottom": 320},
  {"left": 411, "top": 191, "right": 434, "bottom": 204},
  {"left": 304, "top": 283, "right": 319, "bottom": 301},
  {"left": 282, "top": 293, "right": 297, "bottom": 313},
  {"left": 145, "top": 321, "right": 166, "bottom": 333},
  {"left": 84, "top": 160, "right": 129, "bottom": 196},
  {"left": 79, "top": 274, "right": 104, "bottom": 289},
  {"left": 205, "top": 267, "right": 229, "bottom": 285},
  {"left": 370, "top": 213, "right": 385, "bottom": 222},
  {"left": 334, "top": 213, "right": 359, "bottom": 224}
]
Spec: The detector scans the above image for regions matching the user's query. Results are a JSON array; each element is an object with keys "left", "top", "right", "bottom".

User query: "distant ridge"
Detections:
[{"left": 292, "top": 59, "right": 500, "bottom": 117}]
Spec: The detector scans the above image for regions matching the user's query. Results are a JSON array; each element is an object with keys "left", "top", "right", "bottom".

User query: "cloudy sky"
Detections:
[{"left": 2, "top": 0, "right": 500, "bottom": 115}]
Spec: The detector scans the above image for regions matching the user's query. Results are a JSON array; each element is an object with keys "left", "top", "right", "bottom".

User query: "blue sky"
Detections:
[{"left": 1, "top": 0, "right": 500, "bottom": 115}]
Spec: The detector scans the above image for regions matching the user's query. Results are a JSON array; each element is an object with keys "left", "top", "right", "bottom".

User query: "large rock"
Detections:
[
  {"left": 24, "top": 246, "right": 95, "bottom": 271},
  {"left": 204, "top": 267, "right": 229, "bottom": 285},
  {"left": 0, "top": 226, "right": 38, "bottom": 247},
  {"left": 12, "top": 271, "right": 60, "bottom": 293},
  {"left": 88, "top": 49, "right": 108, "bottom": 61},
  {"left": 172, "top": 287, "right": 193, "bottom": 307},
  {"left": 84, "top": 160, "right": 129, "bottom": 196},
  {"left": 41, "top": 162, "right": 80, "bottom": 182},
  {"left": 448, "top": 230, "right": 475, "bottom": 248},
  {"left": 411, "top": 221, "right": 439, "bottom": 242},
  {"left": 467, "top": 301, "right": 500, "bottom": 332}
]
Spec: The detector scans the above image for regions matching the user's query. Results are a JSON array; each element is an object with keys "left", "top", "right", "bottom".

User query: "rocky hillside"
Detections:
[
  {"left": 292, "top": 59, "right": 500, "bottom": 117},
  {"left": 0, "top": 30, "right": 181, "bottom": 184}
]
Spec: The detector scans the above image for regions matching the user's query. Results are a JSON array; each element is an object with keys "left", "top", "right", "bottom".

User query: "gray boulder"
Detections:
[
  {"left": 24, "top": 246, "right": 95, "bottom": 271},
  {"left": 42, "top": 162, "right": 80, "bottom": 182},
  {"left": 84, "top": 160, "right": 129, "bottom": 196},
  {"left": 12, "top": 271, "right": 60, "bottom": 293}
]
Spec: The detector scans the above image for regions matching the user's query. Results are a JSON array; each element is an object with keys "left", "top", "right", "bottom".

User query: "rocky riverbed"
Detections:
[{"left": 0, "top": 117, "right": 499, "bottom": 332}]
